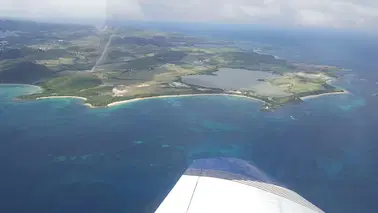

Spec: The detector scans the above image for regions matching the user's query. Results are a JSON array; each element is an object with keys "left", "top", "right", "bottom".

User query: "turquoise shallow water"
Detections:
[{"left": 0, "top": 72, "right": 377, "bottom": 213}]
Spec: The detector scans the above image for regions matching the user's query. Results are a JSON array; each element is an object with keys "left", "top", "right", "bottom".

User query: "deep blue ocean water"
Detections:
[
  {"left": 1, "top": 71, "right": 377, "bottom": 213},
  {"left": 1, "top": 27, "right": 378, "bottom": 213}
]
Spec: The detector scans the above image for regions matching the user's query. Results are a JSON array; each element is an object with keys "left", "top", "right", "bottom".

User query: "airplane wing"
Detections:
[{"left": 155, "top": 158, "right": 324, "bottom": 213}]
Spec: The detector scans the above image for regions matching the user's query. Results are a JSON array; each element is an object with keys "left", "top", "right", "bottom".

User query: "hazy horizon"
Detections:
[
  {"left": 2, "top": 16, "right": 377, "bottom": 38},
  {"left": 1, "top": 0, "right": 378, "bottom": 33}
]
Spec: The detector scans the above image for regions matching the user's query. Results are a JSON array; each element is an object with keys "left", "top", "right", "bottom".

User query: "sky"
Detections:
[{"left": 1, "top": 0, "right": 378, "bottom": 30}]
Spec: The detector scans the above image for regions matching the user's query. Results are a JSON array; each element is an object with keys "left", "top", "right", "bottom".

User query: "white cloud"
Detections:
[
  {"left": 298, "top": 10, "right": 329, "bottom": 26},
  {"left": 0, "top": 0, "right": 107, "bottom": 23},
  {"left": 1, "top": 0, "right": 378, "bottom": 29},
  {"left": 109, "top": 0, "right": 144, "bottom": 20}
]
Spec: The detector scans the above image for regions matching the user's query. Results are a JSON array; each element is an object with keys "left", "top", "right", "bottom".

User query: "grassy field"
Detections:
[
  {"left": 3, "top": 20, "right": 345, "bottom": 109},
  {"left": 37, "top": 57, "right": 75, "bottom": 67},
  {"left": 43, "top": 74, "right": 101, "bottom": 91},
  {"left": 270, "top": 75, "right": 325, "bottom": 94},
  {"left": 171, "top": 47, "right": 237, "bottom": 54},
  {"left": 0, "top": 59, "right": 53, "bottom": 84}
]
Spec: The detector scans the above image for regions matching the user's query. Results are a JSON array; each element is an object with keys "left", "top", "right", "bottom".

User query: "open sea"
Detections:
[{"left": 1, "top": 28, "right": 378, "bottom": 213}]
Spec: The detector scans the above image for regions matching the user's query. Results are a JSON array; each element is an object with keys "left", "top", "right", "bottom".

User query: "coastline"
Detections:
[
  {"left": 9, "top": 84, "right": 350, "bottom": 108},
  {"left": 31, "top": 90, "right": 349, "bottom": 108},
  {"left": 33, "top": 93, "right": 266, "bottom": 108},
  {"left": 107, "top": 93, "right": 266, "bottom": 107},
  {"left": 300, "top": 90, "right": 349, "bottom": 100},
  {"left": 298, "top": 76, "right": 351, "bottom": 100},
  {"left": 0, "top": 83, "right": 42, "bottom": 89},
  {"left": 0, "top": 84, "right": 43, "bottom": 92},
  {"left": 35, "top": 96, "right": 95, "bottom": 108},
  {"left": 36, "top": 96, "right": 88, "bottom": 101}
]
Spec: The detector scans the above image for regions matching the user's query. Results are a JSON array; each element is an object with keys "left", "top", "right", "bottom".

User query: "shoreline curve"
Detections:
[
  {"left": 35, "top": 93, "right": 266, "bottom": 108},
  {"left": 107, "top": 94, "right": 266, "bottom": 107},
  {"left": 33, "top": 90, "right": 349, "bottom": 109},
  {"left": 300, "top": 90, "right": 349, "bottom": 101},
  {"left": 2, "top": 84, "right": 350, "bottom": 108}
]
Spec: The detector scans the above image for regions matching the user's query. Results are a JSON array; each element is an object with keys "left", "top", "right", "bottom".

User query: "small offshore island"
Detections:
[{"left": 0, "top": 19, "right": 346, "bottom": 110}]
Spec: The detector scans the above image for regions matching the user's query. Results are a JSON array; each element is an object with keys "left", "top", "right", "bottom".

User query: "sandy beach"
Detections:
[
  {"left": 34, "top": 90, "right": 349, "bottom": 109},
  {"left": 300, "top": 90, "right": 349, "bottom": 100},
  {"left": 36, "top": 96, "right": 88, "bottom": 101},
  {"left": 107, "top": 93, "right": 266, "bottom": 107},
  {"left": 299, "top": 77, "right": 350, "bottom": 100},
  {"left": 35, "top": 96, "right": 96, "bottom": 108},
  {"left": 34, "top": 93, "right": 265, "bottom": 109}
]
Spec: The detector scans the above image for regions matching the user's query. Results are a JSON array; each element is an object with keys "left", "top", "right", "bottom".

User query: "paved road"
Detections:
[{"left": 90, "top": 35, "right": 114, "bottom": 72}]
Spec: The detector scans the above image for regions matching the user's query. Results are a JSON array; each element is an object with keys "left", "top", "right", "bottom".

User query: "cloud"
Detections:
[
  {"left": 1, "top": 0, "right": 378, "bottom": 29},
  {"left": 1, "top": 0, "right": 107, "bottom": 20}
]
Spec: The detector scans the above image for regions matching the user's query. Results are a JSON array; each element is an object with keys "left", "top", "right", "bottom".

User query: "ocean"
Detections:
[{"left": 1, "top": 28, "right": 378, "bottom": 213}]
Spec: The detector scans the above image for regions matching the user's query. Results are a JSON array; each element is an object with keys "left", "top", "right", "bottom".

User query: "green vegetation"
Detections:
[
  {"left": 1, "top": 19, "right": 346, "bottom": 109},
  {"left": 269, "top": 75, "right": 323, "bottom": 93},
  {"left": 21, "top": 74, "right": 102, "bottom": 99},
  {"left": 0, "top": 59, "right": 53, "bottom": 84},
  {"left": 0, "top": 47, "right": 37, "bottom": 60},
  {"left": 171, "top": 47, "right": 237, "bottom": 54},
  {"left": 217, "top": 52, "right": 288, "bottom": 68},
  {"left": 75, "top": 85, "right": 114, "bottom": 96},
  {"left": 40, "top": 74, "right": 101, "bottom": 92}
]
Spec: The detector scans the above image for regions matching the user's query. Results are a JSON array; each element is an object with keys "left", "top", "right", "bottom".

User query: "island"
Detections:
[{"left": 0, "top": 19, "right": 347, "bottom": 110}]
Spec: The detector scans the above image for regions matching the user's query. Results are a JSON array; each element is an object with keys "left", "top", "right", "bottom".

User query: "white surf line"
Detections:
[{"left": 90, "top": 34, "right": 114, "bottom": 72}]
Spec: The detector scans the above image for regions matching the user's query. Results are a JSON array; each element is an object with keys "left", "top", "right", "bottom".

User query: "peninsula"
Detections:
[{"left": 0, "top": 19, "right": 346, "bottom": 110}]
